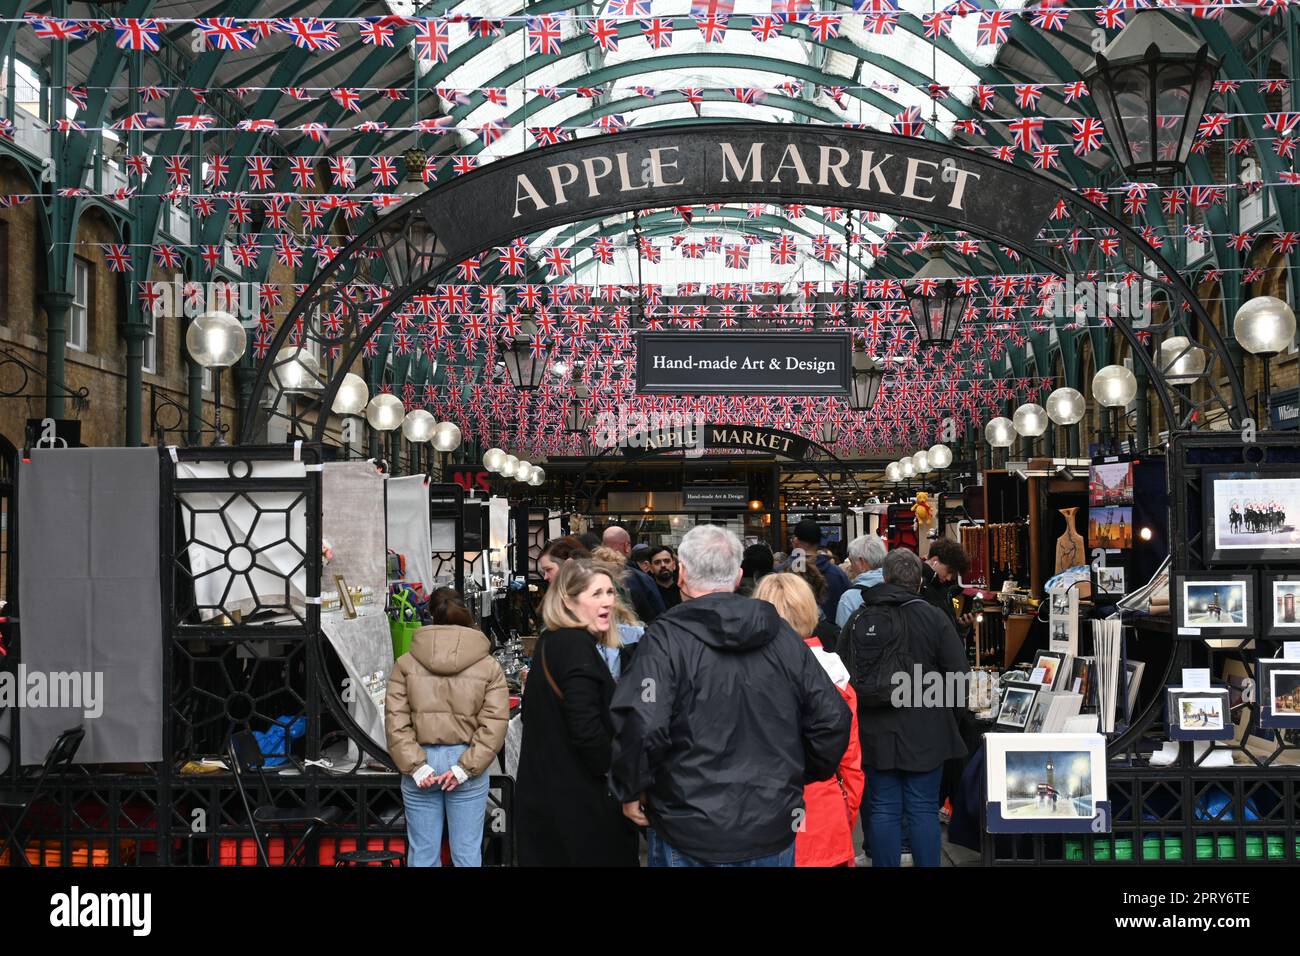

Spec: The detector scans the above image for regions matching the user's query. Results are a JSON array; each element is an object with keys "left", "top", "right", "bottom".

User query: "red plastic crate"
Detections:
[
  {"left": 317, "top": 836, "right": 407, "bottom": 866},
  {"left": 217, "top": 837, "right": 287, "bottom": 866}
]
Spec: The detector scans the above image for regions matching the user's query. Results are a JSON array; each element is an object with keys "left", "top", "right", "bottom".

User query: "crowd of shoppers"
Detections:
[{"left": 385, "top": 521, "right": 972, "bottom": 869}]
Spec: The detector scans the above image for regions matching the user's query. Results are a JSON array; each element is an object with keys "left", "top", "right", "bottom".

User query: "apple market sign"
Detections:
[
  {"left": 425, "top": 125, "right": 1062, "bottom": 265},
  {"left": 637, "top": 332, "right": 851, "bottom": 395}
]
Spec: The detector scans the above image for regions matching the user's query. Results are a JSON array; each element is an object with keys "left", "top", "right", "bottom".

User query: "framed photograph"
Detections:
[
  {"left": 1096, "top": 565, "right": 1126, "bottom": 595},
  {"left": 334, "top": 574, "right": 356, "bottom": 619},
  {"left": 1256, "top": 658, "right": 1300, "bottom": 730},
  {"left": 1090, "top": 461, "right": 1134, "bottom": 507},
  {"left": 985, "top": 732, "right": 1110, "bottom": 833},
  {"left": 1173, "top": 572, "right": 1254, "bottom": 639},
  {"left": 1204, "top": 470, "right": 1300, "bottom": 566},
  {"left": 995, "top": 681, "right": 1041, "bottom": 731},
  {"left": 1031, "top": 650, "right": 1068, "bottom": 690},
  {"left": 1263, "top": 573, "right": 1300, "bottom": 637},
  {"left": 1165, "top": 687, "right": 1233, "bottom": 741},
  {"left": 1089, "top": 506, "right": 1133, "bottom": 550}
]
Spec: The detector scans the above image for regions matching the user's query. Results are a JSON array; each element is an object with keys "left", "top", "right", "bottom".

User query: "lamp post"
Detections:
[
  {"left": 184, "top": 311, "right": 246, "bottom": 446},
  {"left": 928, "top": 443, "right": 953, "bottom": 469},
  {"left": 1084, "top": 10, "right": 1221, "bottom": 180},
  {"left": 501, "top": 320, "right": 547, "bottom": 390},
  {"left": 1046, "top": 386, "right": 1086, "bottom": 456},
  {"left": 332, "top": 372, "right": 369, "bottom": 460},
  {"left": 1234, "top": 296, "right": 1297, "bottom": 424},
  {"left": 1013, "top": 402, "right": 1048, "bottom": 459},
  {"left": 366, "top": 393, "right": 405, "bottom": 468},
  {"left": 1092, "top": 364, "right": 1138, "bottom": 454},
  {"left": 985, "top": 416, "right": 1015, "bottom": 468},
  {"left": 905, "top": 255, "right": 971, "bottom": 349}
]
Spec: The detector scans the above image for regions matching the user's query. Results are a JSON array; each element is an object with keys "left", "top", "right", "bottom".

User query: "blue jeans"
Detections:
[
  {"left": 646, "top": 829, "right": 794, "bottom": 868},
  {"left": 866, "top": 766, "right": 943, "bottom": 867},
  {"left": 400, "top": 744, "right": 490, "bottom": 867}
]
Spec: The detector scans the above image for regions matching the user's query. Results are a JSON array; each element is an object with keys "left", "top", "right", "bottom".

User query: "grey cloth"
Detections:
[
  {"left": 384, "top": 475, "right": 434, "bottom": 593},
  {"left": 319, "top": 606, "right": 394, "bottom": 762},
  {"left": 18, "top": 448, "right": 162, "bottom": 764},
  {"left": 321, "top": 461, "right": 387, "bottom": 605}
]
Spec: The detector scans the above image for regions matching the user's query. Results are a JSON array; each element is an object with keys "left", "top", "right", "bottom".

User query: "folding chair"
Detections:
[
  {"left": 227, "top": 731, "right": 339, "bottom": 866},
  {"left": 0, "top": 726, "right": 85, "bottom": 867}
]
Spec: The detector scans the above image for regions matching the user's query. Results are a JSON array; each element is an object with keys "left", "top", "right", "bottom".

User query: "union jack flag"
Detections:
[
  {"left": 371, "top": 156, "right": 398, "bottom": 186},
  {"left": 1008, "top": 116, "right": 1043, "bottom": 151},
  {"left": 527, "top": 16, "right": 563, "bottom": 55},
  {"left": 921, "top": 11, "right": 952, "bottom": 37},
  {"left": 1095, "top": 4, "right": 1126, "bottom": 29},
  {"left": 750, "top": 16, "right": 784, "bottom": 41},
  {"left": 1030, "top": 7, "right": 1070, "bottom": 30},
  {"left": 177, "top": 114, "right": 215, "bottom": 131},
  {"left": 694, "top": 14, "right": 729, "bottom": 43},
  {"left": 642, "top": 18, "right": 673, "bottom": 48},
  {"left": 29, "top": 18, "right": 86, "bottom": 41},
  {"left": 609, "top": 0, "right": 653, "bottom": 13},
  {"left": 196, "top": 18, "right": 256, "bottom": 50},
  {"left": 1071, "top": 117, "right": 1105, "bottom": 155},
  {"left": 1227, "top": 232, "right": 1255, "bottom": 252},
  {"left": 413, "top": 19, "right": 450, "bottom": 62},
  {"left": 330, "top": 88, "right": 362, "bottom": 112},
  {"left": 247, "top": 156, "right": 275, "bottom": 190},
  {"left": 111, "top": 18, "right": 160, "bottom": 51},
  {"left": 102, "top": 244, "right": 132, "bottom": 273},
  {"left": 973, "top": 85, "right": 996, "bottom": 110},
  {"left": 865, "top": 13, "right": 898, "bottom": 34},
  {"left": 805, "top": 13, "right": 841, "bottom": 41},
  {"left": 279, "top": 18, "right": 340, "bottom": 51},
  {"left": 358, "top": 18, "right": 395, "bottom": 46},
  {"left": 976, "top": 10, "right": 1013, "bottom": 45},
  {"left": 1014, "top": 84, "right": 1044, "bottom": 109},
  {"left": 891, "top": 107, "right": 925, "bottom": 138},
  {"left": 587, "top": 18, "right": 620, "bottom": 52},
  {"left": 152, "top": 244, "right": 181, "bottom": 270},
  {"left": 289, "top": 157, "right": 316, "bottom": 189}
]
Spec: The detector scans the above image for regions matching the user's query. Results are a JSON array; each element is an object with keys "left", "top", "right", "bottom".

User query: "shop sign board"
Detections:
[
  {"left": 1270, "top": 388, "right": 1298, "bottom": 430},
  {"left": 621, "top": 422, "right": 814, "bottom": 460},
  {"left": 636, "top": 332, "right": 851, "bottom": 395},
  {"left": 682, "top": 485, "right": 750, "bottom": 508}
]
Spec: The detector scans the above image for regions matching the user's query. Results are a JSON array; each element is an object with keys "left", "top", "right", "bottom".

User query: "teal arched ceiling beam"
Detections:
[{"left": 0, "top": 2, "right": 37, "bottom": 80}]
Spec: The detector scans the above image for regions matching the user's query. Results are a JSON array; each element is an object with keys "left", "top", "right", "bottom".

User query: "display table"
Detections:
[{"left": 320, "top": 605, "right": 395, "bottom": 763}]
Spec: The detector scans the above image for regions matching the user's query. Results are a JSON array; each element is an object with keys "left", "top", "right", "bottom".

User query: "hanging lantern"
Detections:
[
  {"left": 332, "top": 372, "right": 369, "bottom": 416},
  {"left": 928, "top": 443, "right": 953, "bottom": 469},
  {"left": 501, "top": 319, "right": 547, "bottom": 390},
  {"left": 899, "top": 458, "right": 916, "bottom": 478},
  {"left": 483, "top": 447, "right": 506, "bottom": 472},
  {"left": 912, "top": 450, "right": 931, "bottom": 474},
  {"left": 817, "top": 419, "right": 840, "bottom": 446},
  {"left": 366, "top": 393, "right": 405, "bottom": 432},
  {"left": 848, "top": 353, "right": 884, "bottom": 412},
  {"left": 905, "top": 255, "right": 971, "bottom": 349},
  {"left": 1084, "top": 10, "right": 1220, "bottom": 179},
  {"left": 1046, "top": 387, "right": 1086, "bottom": 425},
  {"left": 884, "top": 462, "right": 902, "bottom": 482},
  {"left": 378, "top": 148, "right": 445, "bottom": 289},
  {"left": 1234, "top": 296, "right": 1296, "bottom": 357},
  {"left": 431, "top": 421, "right": 462, "bottom": 453},
  {"left": 565, "top": 384, "right": 590, "bottom": 434}
]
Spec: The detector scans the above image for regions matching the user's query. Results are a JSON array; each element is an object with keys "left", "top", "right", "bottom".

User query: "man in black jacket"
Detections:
[
  {"left": 920, "top": 538, "right": 972, "bottom": 636},
  {"left": 854, "top": 548, "right": 969, "bottom": 867},
  {"left": 602, "top": 525, "right": 665, "bottom": 623},
  {"left": 609, "top": 524, "right": 851, "bottom": 867}
]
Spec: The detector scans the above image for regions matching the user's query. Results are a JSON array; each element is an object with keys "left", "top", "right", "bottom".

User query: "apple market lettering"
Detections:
[
  {"left": 511, "top": 141, "right": 981, "bottom": 218},
  {"left": 651, "top": 355, "right": 838, "bottom": 375}
]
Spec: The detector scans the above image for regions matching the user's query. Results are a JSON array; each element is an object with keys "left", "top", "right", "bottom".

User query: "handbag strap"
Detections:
[{"left": 540, "top": 640, "right": 564, "bottom": 701}]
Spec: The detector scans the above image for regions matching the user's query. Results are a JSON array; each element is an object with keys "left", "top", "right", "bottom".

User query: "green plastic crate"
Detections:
[
  {"left": 1164, "top": 836, "right": 1183, "bottom": 861},
  {"left": 1196, "top": 835, "right": 1215, "bottom": 860},
  {"left": 1216, "top": 835, "right": 1236, "bottom": 859}
]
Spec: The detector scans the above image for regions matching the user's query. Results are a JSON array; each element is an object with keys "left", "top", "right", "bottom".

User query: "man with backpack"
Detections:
[{"left": 850, "top": 548, "right": 968, "bottom": 867}]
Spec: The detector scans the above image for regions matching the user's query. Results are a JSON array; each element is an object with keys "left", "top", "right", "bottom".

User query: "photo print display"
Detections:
[
  {"left": 995, "top": 681, "right": 1041, "bottom": 731},
  {"left": 1089, "top": 507, "right": 1133, "bottom": 550},
  {"left": 1165, "top": 687, "right": 1233, "bottom": 741},
  {"left": 1096, "top": 566, "right": 1127, "bottom": 595},
  {"left": 1205, "top": 472, "right": 1300, "bottom": 565},
  {"left": 1090, "top": 461, "right": 1134, "bottom": 507},
  {"left": 1174, "top": 573, "right": 1255, "bottom": 639},
  {"left": 1257, "top": 658, "right": 1300, "bottom": 730},
  {"left": 985, "top": 733, "right": 1109, "bottom": 833},
  {"left": 1263, "top": 574, "right": 1300, "bottom": 637}
]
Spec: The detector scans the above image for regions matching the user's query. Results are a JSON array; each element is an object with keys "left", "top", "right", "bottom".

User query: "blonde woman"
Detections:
[
  {"left": 591, "top": 549, "right": 645, "bottom": 680},
  {"left": 754, "top": 573, "right": 864, "bottom": 868},
  {"left": 515, "top": 559, "right": 639, "bottom": 866}
]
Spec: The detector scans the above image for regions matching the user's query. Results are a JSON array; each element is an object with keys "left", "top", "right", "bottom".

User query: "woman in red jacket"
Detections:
[{"left": 754, "top": 573, "right": 865, "bottom": 867}]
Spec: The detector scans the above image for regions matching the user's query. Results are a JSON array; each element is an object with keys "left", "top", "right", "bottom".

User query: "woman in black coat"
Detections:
[{"left": 516, "top": 559, "right": 639, "bottom": 866}]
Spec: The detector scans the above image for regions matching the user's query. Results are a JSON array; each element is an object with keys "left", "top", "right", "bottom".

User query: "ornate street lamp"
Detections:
[
  {"left": 1084, "top": 10, "right": 1220, "bottom": 179},
  {"left": 185, "top": 310, "right": 246, "bottom": 445},
  {"left": 500, "top": 319, "right": 548, "bottom": 390},
  {"left": 378, "top": 147, "right": 445, "bottom": 289},
  {"left": 905, "top": 255, "right": 971, "bottom": 349},
  {"left": 1093, "top": 364, "right": 1138, "bottom": 453},
  {"left": 1234, "top": 295, "right": 1297, "bottom": 422},
  {"left": 848, "top": 353, "right": 885, "bottom": 412}
]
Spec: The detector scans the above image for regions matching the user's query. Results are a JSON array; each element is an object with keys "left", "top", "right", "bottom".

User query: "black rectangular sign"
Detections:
[
  {"left": 682, "top": 485, "right": 750, "bottom": 507},
  {"left": 636, "top": 331, "right": 851, "bottom": 395}
]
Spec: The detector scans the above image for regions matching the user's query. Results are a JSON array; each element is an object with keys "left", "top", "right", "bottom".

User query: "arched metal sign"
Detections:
[{"left": 241, "top": 123, "right": 1247, "bottom": 445}]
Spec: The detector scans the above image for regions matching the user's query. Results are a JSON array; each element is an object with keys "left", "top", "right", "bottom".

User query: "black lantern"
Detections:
[
  {"left": 905, "top": 255, "right": 970, "bottom": 349},
  {"left": 378, "top": 147, "right": 445, "bottom": 287},
  {"left": 1084, "top": 10, "right": 1220, "bottom": 179},
  {"left": 565, "top": 383, "right": 590, "bottom": 433},
  {"left": 848, "top": 352, "right": 884, "bottom": 412},
  {"left": 501, "top": 319, "right": 547, "bottom": 390},
  {"left": 817, "top": 418, "right": 840, "bottom": 447}
]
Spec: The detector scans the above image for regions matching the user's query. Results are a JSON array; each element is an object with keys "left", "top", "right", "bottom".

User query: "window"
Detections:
[
  {"left": 69, "top": 258, "right": 90, "bottom": 351},
  {"left": 141, "top": 303, "right": 158, "bottom": 374}
]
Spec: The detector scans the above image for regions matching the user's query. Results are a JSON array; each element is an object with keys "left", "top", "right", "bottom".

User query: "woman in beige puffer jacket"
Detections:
[{"left": 385, "top": 596, "right": 509, "bottom": 867}]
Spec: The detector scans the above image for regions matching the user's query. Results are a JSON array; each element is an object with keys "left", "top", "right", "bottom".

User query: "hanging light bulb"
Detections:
[
  {"left": 400, "top": 409, "right": 436, "bottom": 442},
  {"left": 928, "top": 443, "right": 953, "bottom": 469},
  {"left": 431, "top": 421, "right": 462, "bottom": 452},
  {"left": 912, "top": 450, "right": 931, "bottom": 473},
  {"left": 884, "top": 462, "right": 902, "bottom": 482},
  {"left": 499, "top": 455, "right": 519, "bottom": 478},
  {"left": 1046, "top": 387, "right": 1086, "bottom": 426},
  {"left": 483, "top": 447, "right": 506, "bottom": 472},
  {"left": 900, "top": 458, "right": 916, "bottom": 478},
  {"left": 1157, "top": 336, "right": 1207, "bottom": 385},
  {"left": 365, "top": 393, "right": 406, "bottom": 431}
]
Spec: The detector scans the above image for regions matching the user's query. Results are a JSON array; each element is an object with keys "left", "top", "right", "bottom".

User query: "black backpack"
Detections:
[{"left": 842, "top": 595, "right": 927, "bottom": 707}]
